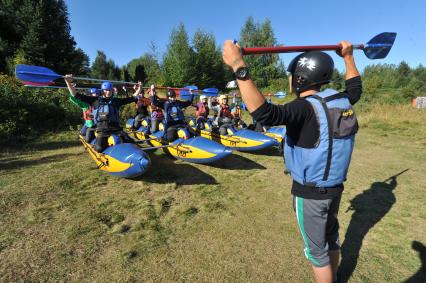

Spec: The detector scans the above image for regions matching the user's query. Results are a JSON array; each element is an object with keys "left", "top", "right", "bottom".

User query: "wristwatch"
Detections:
[{"left": 234, "top": 66, "right": 250, "bottom": 81}]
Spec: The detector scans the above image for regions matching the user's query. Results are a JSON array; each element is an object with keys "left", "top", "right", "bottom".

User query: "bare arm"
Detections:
[
  {"left": 64, "top": 74, "right": 76, "bottom": 97},
  {"left": 336, "top": 41, "right": 360, "bottom": 80},
  {"left": 132, "top": 82, "right": 143, "bottom": 97},
  {"left": 222, "top": 40, "right": 266, "bottom": 113}
]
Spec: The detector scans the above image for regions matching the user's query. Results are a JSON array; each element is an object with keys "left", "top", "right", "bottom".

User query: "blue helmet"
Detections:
[
  {"left": 101, "top": 81, "right": 113, "bottom": 90},
  {"left": 89, "top": 88, "right": 99, "bottom": 95}
]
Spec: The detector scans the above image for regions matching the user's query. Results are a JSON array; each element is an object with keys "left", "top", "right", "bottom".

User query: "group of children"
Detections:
[{"left": 64, "top": 77, "right": 246, "bottom": 152}]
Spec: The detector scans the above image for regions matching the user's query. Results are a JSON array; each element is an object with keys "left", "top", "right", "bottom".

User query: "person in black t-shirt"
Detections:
[{"left": 223, "top": 40, "right": 362, "bottom": 283}]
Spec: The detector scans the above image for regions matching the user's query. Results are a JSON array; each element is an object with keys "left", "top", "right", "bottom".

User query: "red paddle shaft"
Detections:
[
  {"left": 241, "top": 44, "right": 364, "bottom": 55},
  {"left": 123, "top": 85, "right": 206, "bottom": 93}
]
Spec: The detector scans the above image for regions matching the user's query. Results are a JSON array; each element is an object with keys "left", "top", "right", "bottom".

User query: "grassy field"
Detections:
[{"left": 1, "top": 104, "right": 425, "bottom": 282}]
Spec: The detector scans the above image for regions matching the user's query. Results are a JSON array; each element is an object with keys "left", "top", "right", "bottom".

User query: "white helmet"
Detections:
[
  {"left": 200, "top": 95, "right": 207, "bottom": 100},
  {"left": 219, "top": 94, "right": 228, "bottom": 103}
]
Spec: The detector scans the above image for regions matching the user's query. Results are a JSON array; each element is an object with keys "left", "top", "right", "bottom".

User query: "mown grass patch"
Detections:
[{"left": 0, "top": 103, "right": 425, "bottom": 282}]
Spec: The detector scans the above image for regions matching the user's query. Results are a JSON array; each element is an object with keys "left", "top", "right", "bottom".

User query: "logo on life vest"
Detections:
[{"left": 341, "top": 109, "right": 354, "bottom": 118}]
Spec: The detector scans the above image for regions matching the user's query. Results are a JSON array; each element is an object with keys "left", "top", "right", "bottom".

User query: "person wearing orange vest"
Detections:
[{"left": 194, "top": 95, "right": 210, "bottom": 129}]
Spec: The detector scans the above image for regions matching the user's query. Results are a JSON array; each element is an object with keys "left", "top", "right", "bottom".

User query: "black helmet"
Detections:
[
  {"left": 287, "top": 51, "right": 334, "bottom": 94},
  {"left": 166, "top": 89, "right": 176, "bottom": 98}
]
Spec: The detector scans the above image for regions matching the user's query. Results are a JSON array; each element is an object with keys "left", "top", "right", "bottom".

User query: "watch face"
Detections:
[{"left": 236, "top": 67, "right": 248, "bottom": 79}]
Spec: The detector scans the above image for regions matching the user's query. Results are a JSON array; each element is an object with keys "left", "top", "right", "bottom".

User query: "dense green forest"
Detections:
[{"left": 1, "top": 0, "right": 425, "bottom": 143}]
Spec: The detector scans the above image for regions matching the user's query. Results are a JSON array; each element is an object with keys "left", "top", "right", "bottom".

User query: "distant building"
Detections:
[{"left": 413, "top": 97, "right": 426, "bottom": 109}]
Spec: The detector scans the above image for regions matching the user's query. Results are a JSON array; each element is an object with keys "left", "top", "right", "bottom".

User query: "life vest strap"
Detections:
[
  {"left": 323, "top": 93, "right": 348, "bottom": 102},
  {"left": 310, "top": 95, "right": 333, "bottom": 182}
]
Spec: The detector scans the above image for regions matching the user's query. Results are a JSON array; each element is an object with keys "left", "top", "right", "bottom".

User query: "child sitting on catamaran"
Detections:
[
  {"left": 193, "top": 95, "right": 210, "bottom": 130},
  {"left": 150, "top": 87, "right": 195, "bottom": 142},
  {"left": 132, "top": 84, "right": 151, "bottom": 130},
  {"left": 209, "top": 94, "right": 239, "bottom": 135}
]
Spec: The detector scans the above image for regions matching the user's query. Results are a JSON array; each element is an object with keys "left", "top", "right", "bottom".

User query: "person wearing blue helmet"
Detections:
[{"left": 65, "top": 76, "right": 141, "bottom": 152}]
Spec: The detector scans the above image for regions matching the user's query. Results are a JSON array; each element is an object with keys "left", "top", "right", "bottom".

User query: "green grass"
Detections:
[{"left": 0, "top": 104, "right": 425, "bottom": 282}]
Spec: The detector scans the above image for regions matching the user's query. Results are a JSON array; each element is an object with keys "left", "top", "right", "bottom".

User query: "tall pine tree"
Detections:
[
  {"left": 239, "top": 17, "right": 286, "bottom": 89},
  {"left": 163, "top": 23, "right": 196, "bottom": 87},
  {"left": 0, "top": 0, "right": 88, "bottom": 74},
  {"left": 90, "top": 51, "right": 121, "bottom": 81},
  {"left": 126, "top": 53, "right": 163, "bottom": 85},
  {"left": 192, "top": 30, "right": 227, "bottom": 90}
]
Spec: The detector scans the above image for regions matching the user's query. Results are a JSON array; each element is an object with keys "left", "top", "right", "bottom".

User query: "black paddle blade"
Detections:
[{"left": 364, "top": 32, "right": 397, "bottom": 59}]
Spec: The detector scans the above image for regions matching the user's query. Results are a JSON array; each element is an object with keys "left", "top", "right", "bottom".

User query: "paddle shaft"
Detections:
[
  {"left": 139, "top": 86, "right": 213, "bottom": 93},
  {"left": 71, "top": 76, "right": 135, "bottom": 84},
  {"left": 241, "top": 44, "right": 364, "bottom": 55},
  {"left": 15, "top": 69, "right": 137, "bottom": 84},
  {"left": 25, "top": 85, "right": 91, "bottom": 90}
]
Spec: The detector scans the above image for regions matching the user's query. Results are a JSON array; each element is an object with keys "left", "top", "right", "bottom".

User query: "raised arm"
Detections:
[
  {"left": 179, "top": 92, "right": 194, "bottom": 108},
  {"left": 337, "top": 41, "right": 362, "bottom": 104},
  {"left": 64, "top": 74, "right": 77, "bottom": 97},
  {"left": 132, "top": 82, "right": 143, "bottom": 97},
  {"left": 336, "top": 41, "right": 360, "bottom": 80},
  {"left": 149, "top": 86, "right": 165, "bottom": 109},
  {"left": 222, "top": 40, "right": 266, "bottom": 113}
]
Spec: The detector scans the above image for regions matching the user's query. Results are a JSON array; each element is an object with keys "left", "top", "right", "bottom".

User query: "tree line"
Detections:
[
  {"left": 1, "top": 0, "right": 425, "bottom": 143},
  {"left": 86, "top": 19, "right": 286, "bottom": 91},
  {"left": 1, "top": 1, "right": 284, "bottom": 91}
]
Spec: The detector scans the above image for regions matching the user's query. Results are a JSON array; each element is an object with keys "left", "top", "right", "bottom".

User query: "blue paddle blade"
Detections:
[
  {"left": 15, "top": 64, "right": 62, "bottom": 83},
  {"left": 179, "top": 85, "right": 198, "bottom": 100},
  {"left": 364, "top": 32, "right": 397, "bottom": 59},
  {"left": 202, "top": 88, "right": 219, "bottom": 96}
]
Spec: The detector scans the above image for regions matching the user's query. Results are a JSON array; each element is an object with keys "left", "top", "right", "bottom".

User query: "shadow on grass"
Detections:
[
  {"left": 137, "top": 153, "right": 218, "bottom": 185},
  {"left": 28, "top": 140, "right": 81, "bottom": 151},
  {"left": 404, "top": 241, "right": 426, "bottom": 283},
  {"left": 338, "top": 169, "right": 409, "bottom": 283},
  {"left": 1, "top": 140, "right": 80, "bottom": 156},
  {"left": 0, "top": 153, "right": 80, "bottom": 171},
  {"left": 209, "top": 153, "right": 266, "bottom": 170}
]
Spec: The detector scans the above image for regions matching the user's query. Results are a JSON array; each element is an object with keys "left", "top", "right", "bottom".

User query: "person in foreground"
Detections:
[{"left": 223, "top": 40, "right": 362, "bottom": 283}]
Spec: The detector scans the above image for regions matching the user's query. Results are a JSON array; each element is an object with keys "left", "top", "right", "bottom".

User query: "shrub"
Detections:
[{"left": 0, "top": 74, "right": 82, "bottom": 143}]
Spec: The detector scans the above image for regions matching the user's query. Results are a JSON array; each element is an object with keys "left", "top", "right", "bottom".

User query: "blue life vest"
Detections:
[
  {"left": 93, "top": 97, "right": 120, "bottom": 126},
  {"left": 164, "top": 101, "right": 185, "bottom": 124},
  {"left": 284, "top": 89, "right": 358, "bottom": 188}
]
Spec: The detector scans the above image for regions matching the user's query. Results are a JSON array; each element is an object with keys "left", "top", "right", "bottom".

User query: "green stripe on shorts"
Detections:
[{"left": 295, "top": 196, "right": 320, "bottom": 266}]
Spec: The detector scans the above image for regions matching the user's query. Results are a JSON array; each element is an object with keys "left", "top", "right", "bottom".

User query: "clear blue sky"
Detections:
[{"left": 66, "top": 0, "right": 425, "bottom": 72}]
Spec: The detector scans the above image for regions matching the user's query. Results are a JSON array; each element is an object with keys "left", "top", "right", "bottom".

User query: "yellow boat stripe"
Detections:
[
  {"left": 264, "top": 132, "right": 283, "bottom": 143},
  {"left": 132, "top": 132, "right": 216, "bottom": 160},
  {"left": 79, "top": 137, "right": 132, "bottom": 173},
  {"left": 199, "top": 130, "right": 264, "bottom": 148}
]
